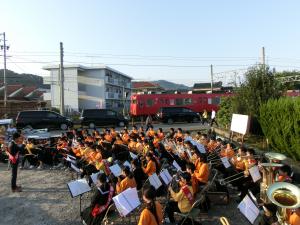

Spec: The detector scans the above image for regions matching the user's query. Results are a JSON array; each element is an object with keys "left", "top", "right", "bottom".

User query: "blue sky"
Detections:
[{"left": 1, "top": 0, "right": 300, "bottom": 86}]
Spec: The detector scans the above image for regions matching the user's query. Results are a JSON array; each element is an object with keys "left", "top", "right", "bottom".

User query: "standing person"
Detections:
[
  {"left": 210, "top": 109, "right": 219, "bottom": 127},
  {"left": 202, "top": 110, "right": 208, "bottom": 125},
  {"left": 7, "top": 132, "right": 24, "bottom": 192},
  {"left": 145, "top": 114, "right": 153, "bottom": 131},
  {"left": 138, "top": 185, "right": 163, "bottom": 225}
]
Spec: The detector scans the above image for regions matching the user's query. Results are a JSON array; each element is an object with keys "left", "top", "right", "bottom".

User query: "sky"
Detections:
[{"left": 1, "top": 0, "right": 300, "bottom": 86}]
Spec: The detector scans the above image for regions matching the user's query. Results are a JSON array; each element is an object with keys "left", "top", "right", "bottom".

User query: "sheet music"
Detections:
[
  {"left": 220, "top": 157, "right": 231, "bottom": 168},
  {"left": 109, "top": 164, "right": 122, "bottom": 177},
  {"left": 129, "top": 152, "right": 137, "bottom": 159},
  {"left": 172, "top": 160, "right": 181, "bottom": 171},
  {"left": 249, "top": 166, "right": 261, "bottom": 183},
  {"left": 71, "top": 163, "right": 81, "bottom": 173},
  {"left": 238, "top": 195, "right": 260, "bottom": 224},
  {"left": 160, "top": 169, "right": 172, "bottom": 185},
  {"left": 123, "top": 161, "right": 132, "bottom": 170},
  {"left": 149, "top": 173, "right": 162, "bottom": 189},
  {"left": 113, "top": 187, "right": 141, "bottom": 217},
  {"left": 90, "top": 171, "right": 104, "bottom": 184},
  {"left": 67, "top": 179, "right": 91, "bottom": 198}
]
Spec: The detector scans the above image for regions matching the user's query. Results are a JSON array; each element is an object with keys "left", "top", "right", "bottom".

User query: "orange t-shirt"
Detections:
[
  {"left": 138, "top": 201, "right": 163, "bottom": 225},
  {"left": 195, "top": 163, "right": 209, "bottom": 184},
  {"left": 116, "top": 177, "right": 137, "bottom": 194},
  {"left": 143, "top": 160, "right": 156, "bottom": 176},
  {"left": 288, "top": 209, "right": 300, "bottom": 225}
]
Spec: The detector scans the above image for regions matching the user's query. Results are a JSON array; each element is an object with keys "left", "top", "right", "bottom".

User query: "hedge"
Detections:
[{"left": 259, "top": 97, "right": 300, "bottom": 160}]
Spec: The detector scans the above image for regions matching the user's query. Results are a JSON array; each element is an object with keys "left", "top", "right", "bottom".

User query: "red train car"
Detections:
[{"left": 130, "top": 93, "right": 232, "bottom": 117}]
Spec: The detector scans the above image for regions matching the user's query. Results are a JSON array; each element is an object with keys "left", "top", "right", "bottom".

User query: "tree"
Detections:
[
  {"left": 216, "top": 97, "right": 234, "bottom": 129},
  {"left": 233, "top": 65, "right": 284, "bottom": 118}
]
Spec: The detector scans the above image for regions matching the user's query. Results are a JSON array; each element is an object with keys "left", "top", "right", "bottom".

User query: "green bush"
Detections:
[
  {"left": 217, "top": 97, "right": 234, "bottom": 129},
  {"left": 259, "top": 97, "right": 300, "bottom": 160}
]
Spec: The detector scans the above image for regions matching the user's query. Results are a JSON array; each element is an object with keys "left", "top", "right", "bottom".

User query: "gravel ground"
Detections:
[{"left": 0, "top": 162, "right": 253, "bottom": 225}]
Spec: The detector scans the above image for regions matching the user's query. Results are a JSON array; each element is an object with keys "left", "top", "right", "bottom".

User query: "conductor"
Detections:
[{"left": 7, "top": 132, "right": 24, "bottom": 192}]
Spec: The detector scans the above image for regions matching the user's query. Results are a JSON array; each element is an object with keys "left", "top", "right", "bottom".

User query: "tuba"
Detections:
[
  {"left": 259, "top": 162, "right": 283, "bottom": 203},
  {"left": 267, "top": 182, "right": 300, "bottom": 225}
]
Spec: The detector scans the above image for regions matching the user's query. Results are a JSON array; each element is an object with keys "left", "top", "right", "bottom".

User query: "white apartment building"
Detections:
[{"left": 43, "top": 64, "right": 132, "bottom": 113}]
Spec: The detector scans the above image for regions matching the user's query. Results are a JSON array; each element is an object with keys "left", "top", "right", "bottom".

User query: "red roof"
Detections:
[
  {"left": 21, "top": 86, "right": 37, "bottom": 96},
  {"left": 6, "top": 85, "right": 23, "bottom": 95},
  {"left": 132, "top": 81, "right": 160, "bottom": 89}
]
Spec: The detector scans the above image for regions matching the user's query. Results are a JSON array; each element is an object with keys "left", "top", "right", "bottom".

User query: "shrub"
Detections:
[{"left": 259, "top": 97, "right": 300, "bottom": 160}]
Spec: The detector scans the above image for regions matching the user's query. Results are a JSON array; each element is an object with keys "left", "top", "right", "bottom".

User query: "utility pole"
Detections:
[
  {"left": 1, "top": 32, "right": 8, "bottom": 114},
  {"left": 59, "top": 42, "right": 65, "bottom": 116},
  {"left": 210, "top": 64, "right": 213, "bottom": 93},
  {"left": 261, "top": 47, "right": 266, "bottom": 74}
]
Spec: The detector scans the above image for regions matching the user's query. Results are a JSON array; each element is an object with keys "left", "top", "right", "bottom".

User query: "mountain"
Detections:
[
  {"left": 0, "top": 69, "right": 49, "bottom": 89},
  {"left": 152, "top": 80, "right": 191, "bottom": 90}
]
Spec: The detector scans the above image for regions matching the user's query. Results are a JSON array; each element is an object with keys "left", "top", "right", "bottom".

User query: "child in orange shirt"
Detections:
[{"left": 138, "top": 185, "right": 163, "bottom": 225}]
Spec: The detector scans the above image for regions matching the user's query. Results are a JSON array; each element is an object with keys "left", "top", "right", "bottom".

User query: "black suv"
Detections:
[
  {"left": 80, "top": 109, "right": 128, "bottom": 128},
  {"left": 156, "top": 107, "right": 200, "bottom": 124},
  {"left": 16, "top": 110, "right": 73, "bottom": 130}
]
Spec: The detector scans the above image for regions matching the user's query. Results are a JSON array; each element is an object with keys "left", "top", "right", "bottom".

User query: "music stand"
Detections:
[{"left": 67, "top": 179, "right": 91, "bottom": 216}]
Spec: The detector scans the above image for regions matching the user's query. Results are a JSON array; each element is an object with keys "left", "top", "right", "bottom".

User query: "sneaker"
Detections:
[
  {"left": 19, "top": 166, "right": 24, "bottom": 169},
  {"left": 37, "top": 165, "right": 43, "bottom": 170},
  {"left": 29, "top": 165, "right": 35, "bottom": 169}
]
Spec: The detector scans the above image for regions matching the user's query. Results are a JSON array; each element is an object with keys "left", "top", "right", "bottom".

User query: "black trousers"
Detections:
[
  {"left": 166, "top": 200, "right": 180, "bottom": 223},
  {"left": 210, "top": 118, "right": 218, "bottom": 127},
  {"left": 11, "top": 162, "right": 18, "bottom": 189}
]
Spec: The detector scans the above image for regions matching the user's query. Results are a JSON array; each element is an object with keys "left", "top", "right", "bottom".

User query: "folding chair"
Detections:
[{"left": 101, "top": 203, "right": 116, "bottom": 225}]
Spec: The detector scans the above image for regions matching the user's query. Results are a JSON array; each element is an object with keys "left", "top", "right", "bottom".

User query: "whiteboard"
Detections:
[{"left": 230, "top": 114, "right": 250, "bottom": 135}]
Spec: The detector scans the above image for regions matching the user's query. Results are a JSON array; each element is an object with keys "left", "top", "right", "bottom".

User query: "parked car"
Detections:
[
  {"left": 80, "top": 109, "right": 128, "bottom": 128},
  {"left": 156, "top": 107, "right": 200, "bottom": 124},
  {"left": 16, "top": 110, "right": 73, "bottom": 130}
]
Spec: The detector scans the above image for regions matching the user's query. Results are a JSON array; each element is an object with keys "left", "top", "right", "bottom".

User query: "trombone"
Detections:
[{"left": 219, "top": 170, "right": 246, "bottom": 185}]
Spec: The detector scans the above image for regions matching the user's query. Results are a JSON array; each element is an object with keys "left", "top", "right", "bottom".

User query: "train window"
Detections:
[
  {"left": 146, "top": 99, "right": 154, "bottom": 107},
  {"left": 184, "top": 98, "right": 192, "bottom": 105},
  {"left": 212, "top": 97, "right": 220, "bottom": 105},
  {"left": 199, "top": 97, "right": 203, "bottom": 104},
  {"left": 208, "top": 98, "right": 212, "bottom": 104},
  {"left": 175, "top": 98, "right": 183, "bottom": 106},
  {"left": 132, "top": 99, "right": 137, "bottom": 104},
  {"left": 170, "top": 99, "right": 175, "bottom": 105},
  {"left": 159, "top": 99, "right": 164, "bottom": 104},
  {"left": 165, "top": 99, "right": 169, "bottom": 105}
]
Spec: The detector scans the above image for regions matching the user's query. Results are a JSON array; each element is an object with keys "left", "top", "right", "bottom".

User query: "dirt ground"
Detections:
[{"left": 0, "top": 162, "right": 253, "bottom": 225}]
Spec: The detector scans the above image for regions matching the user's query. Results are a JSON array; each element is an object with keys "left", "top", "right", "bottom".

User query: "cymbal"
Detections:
[{"left": 265, "top": 152, "right": 287, "bottom": 161}]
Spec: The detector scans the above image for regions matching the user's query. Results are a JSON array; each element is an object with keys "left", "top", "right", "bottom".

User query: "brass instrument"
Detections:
[
  {"left": 259, "top": 162, "right": 283, "bottom": 203},
  {"left": 265, "top": 152, "right": 287, "bottom": 163},
  {"left": 267, "top": 182, "right": 300, "bottom": 225},
  {"left": 219, "top": 170, "right": 245, "bottom": 185}
]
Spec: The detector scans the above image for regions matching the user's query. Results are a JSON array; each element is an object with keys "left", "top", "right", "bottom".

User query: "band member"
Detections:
[
  {"left": 7, "top": 132, "right": 24, "bottom": 192},
  {"left": 276, "top": 165, "right": 293, "bottom": 183},
  {"left": 81, "top": 173, "right": 114, "bottom": 225},
  {"left": 287, "top": 207, "right": 300, "bottom": 225},
  {"left": 166, "top": 128, "right": 175, "bottom": 139},
  {"left": 131, "top": 159, "right": 147, "bottom": 190},
  {"left": 157, "top": 128, "right": 164, "bottom": 140},
  {"left": 220, "top": 143, "right": 235, "bottom": 159},
  {"left": 231, "top": 146, "right": 247, "bottom": 172},
  {"left": 186, "top": 162, "right": 199, "bottom": 195},
  {"left": 194, "top": 152, "right": 209, "bottom": 185},
  {"left": 166, "top": 172, "right": 194, "bottom": 223},
  {"left": 143, "top": 152, "right": 157, "bottom": 177},
  {"left": 138, "top": 185, "right": 163, "bottom": 225},
  {"left": 145, "top": 114, "right": 153, "bottom": 131},
  {"left": 116, "top": 166, "right": 137, "bottom": 194},
  {"left": 258, "top": 203, "right": 278, "bottom": 225}
]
